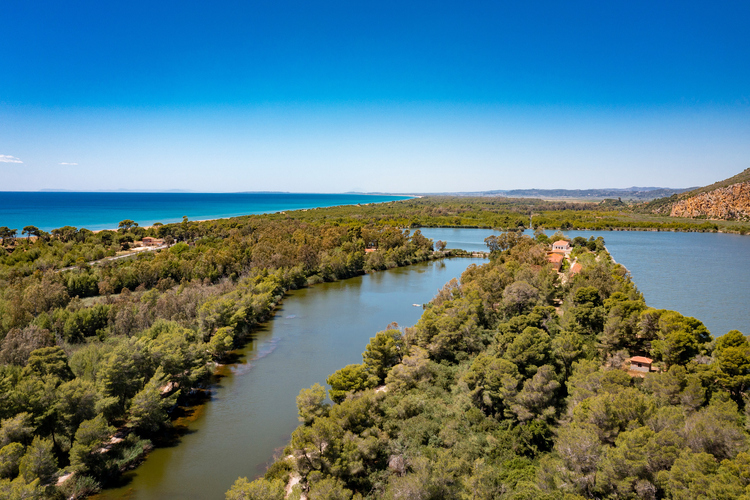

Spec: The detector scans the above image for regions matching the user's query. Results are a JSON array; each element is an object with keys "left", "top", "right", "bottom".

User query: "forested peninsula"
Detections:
[
  {"left": 0, "top": 198, "right": 748, "bottom": 499},
  {"left": 228, "top": 233, "right": 750, "bottom": 500}
]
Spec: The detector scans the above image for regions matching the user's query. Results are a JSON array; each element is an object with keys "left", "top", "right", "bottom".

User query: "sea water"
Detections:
[{"left": 0, "top": 192, "right": 412, "bottom": 231}]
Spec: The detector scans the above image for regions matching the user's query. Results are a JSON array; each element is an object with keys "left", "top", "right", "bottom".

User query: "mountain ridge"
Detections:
[{"left": 351, "top": 186, "right": 693, "bottom": 201}]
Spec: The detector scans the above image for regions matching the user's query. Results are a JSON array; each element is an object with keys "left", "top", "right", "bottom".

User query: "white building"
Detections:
[{"left": 552, "top": 240, "right": 572, "bottom": 254}]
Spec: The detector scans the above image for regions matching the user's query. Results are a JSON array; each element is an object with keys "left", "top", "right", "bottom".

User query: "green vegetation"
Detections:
[
  {"left": 1, "top": 195, "right": 748, "bottom": 498},
  {"left": 267, "top": 197, "right": 750, "bottom": 234},
  {"left": 228, "top": 233, "right": 750, "bottom": 500},
  {"left": 0, "top": 214, "right": 440, "bottom": 497}
]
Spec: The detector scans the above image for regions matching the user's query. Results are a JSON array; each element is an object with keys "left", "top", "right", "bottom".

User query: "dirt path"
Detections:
[{"left": 56, "top": 244, "right": 169, "bottom": 272}]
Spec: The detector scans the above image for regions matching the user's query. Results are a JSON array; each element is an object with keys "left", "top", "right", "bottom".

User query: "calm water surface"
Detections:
[
  {"left": 93, "top": 227, "right": 750, "bottom": 499},
  {"left": 95, "top": 257, "right": 484, "bottom": 500},
  {"left": 0, "top": 192, "right": 411, "bottom": 231},
  {"left": 420, "top": 227, "right": 750, "bottom": 336}
]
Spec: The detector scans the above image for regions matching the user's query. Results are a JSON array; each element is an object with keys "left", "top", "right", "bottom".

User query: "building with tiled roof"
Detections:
[
  {"left": 629, "top": 356, "right": 653, "bottom": 373},
  {"left": 547, "top": 253, "right": 564, "bottom": 271},
  {"left": 552, "top": 240, "right": 572, "bottom": 254}
]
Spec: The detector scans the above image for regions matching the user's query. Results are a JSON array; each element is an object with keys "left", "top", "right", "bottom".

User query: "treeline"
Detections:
[
  {"left": 1, "top": 217, "right": 436, "bottom": 334},
  {"left": 229, "top": 234, "right": 750, "bottom": 499},
  {"left": 262, "top": 197, "right": 750, "bottom": 234},
  {"left": 2, "top": 197, "right": 748, "bottom": 285},
  {"left": 530, "top": 211, "right": 738, "bottom": 234},
  {"left": 0, "top": 215, "right": 439, "bottom": 498},
  {"left": 262, "top": 197, "right": 593, "bottom": 230}
]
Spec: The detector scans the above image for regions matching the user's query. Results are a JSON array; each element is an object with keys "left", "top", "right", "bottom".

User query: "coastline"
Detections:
[
  {"left": 3, "top": 191, "right": 746, "bottom": 236},
  {"left": 0, "top": 192, "right": 415, "bottom": 232}
]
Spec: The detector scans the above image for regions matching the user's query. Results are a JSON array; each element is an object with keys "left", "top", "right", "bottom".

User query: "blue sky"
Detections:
[{"left": 1, "top": 0, "right": 748, "bottom": 192}]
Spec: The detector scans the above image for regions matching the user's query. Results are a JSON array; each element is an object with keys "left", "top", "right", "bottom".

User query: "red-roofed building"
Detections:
[
  {"left": 629, "top": 356, "right": 653, "bottom": 373},
  {"left": 570, "top": 262, "right": 583, "bottom": 276},
  {"left": 552, "top": 240, "right": 572, "bottom": 254},
  {"left": 547, "top": 253, "right": 564, "bottom": 271}
]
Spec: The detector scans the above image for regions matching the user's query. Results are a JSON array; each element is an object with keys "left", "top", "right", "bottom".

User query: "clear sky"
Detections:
[{"left": 1, "top": 0, "right": 749, "bottom": 193}]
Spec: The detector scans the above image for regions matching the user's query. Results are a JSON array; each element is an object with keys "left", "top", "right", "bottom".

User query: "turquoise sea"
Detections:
[{"left": 0, "top": 192, "right": 411, "bottom": 232}]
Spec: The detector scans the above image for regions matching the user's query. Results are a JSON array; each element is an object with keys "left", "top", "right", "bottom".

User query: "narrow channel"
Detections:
[
  {"left": 94, "top": 257, "right": 485, "bottom": 500},
  {"left": 93, "top": 227, "right": 750, "bottom": 499}
]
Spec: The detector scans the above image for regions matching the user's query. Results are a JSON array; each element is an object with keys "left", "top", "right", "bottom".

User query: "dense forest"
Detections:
[
  {"left": 1, "top": 198, "right": 749, "bottom": 499},
  {"left": 226, "top": 233, "right": 750, "bottom": 500},
  {"left": 0, "top": 213, "right": 438, "bottom": 499},
  {"left": 265, "top": 197, "right": 750, "bottom": 234}
]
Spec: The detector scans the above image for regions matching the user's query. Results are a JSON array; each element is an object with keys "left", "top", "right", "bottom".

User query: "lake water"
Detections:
[
  {"left": 0, "top": 192, "right": 411, "bottom": 232},
  {"left": 419, "top": 227, "right": 750, "bottom": 337},
  {"left": 93, "top": 226, "right": 749, "bottom": 499},
  {"left": 94, "top": 257, "right": 484, "bottom": 500}
]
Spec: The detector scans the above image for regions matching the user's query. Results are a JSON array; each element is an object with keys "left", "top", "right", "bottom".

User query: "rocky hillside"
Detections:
[
  {"left": 670, "top": 181, "right": 750, "bottom": 220},
  {"left": 639, "top": 168, "right": 750, "bottom": 220}
]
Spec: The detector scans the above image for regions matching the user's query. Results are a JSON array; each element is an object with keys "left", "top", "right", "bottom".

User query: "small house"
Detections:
[
  {"left": 547, "top": 253, "right": 564, "bottom": 271},
  {"left": 552, "top": 240, "right": 572, "bottom": 254},
  {"left": 629, "top": 356, "right": 653, "bottom": 373}
]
